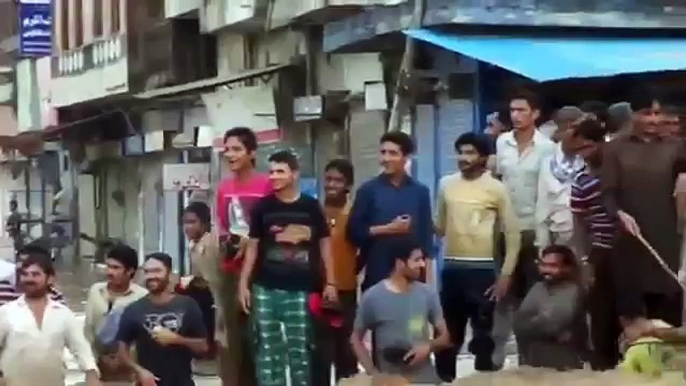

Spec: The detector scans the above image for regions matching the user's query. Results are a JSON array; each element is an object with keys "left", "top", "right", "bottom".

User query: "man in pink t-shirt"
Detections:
[{"left": 215, "top": 127, "right": 271, "bottom": 386}]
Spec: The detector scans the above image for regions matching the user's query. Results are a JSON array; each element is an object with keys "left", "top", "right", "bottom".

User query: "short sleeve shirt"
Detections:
[
  {"left": 116, "top": 295, "right": 206, "bottom": 386},
  {"left": 249, "top": 194, "right": 330, "bottom": 292},
  {"left": 354, "top": 281, "right": 443, "bottom": 383}
]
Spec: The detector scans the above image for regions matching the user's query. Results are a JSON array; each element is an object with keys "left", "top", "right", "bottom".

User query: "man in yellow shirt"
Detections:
[{"left": 434, "top": 133, "right": 521, "bottom": 381}]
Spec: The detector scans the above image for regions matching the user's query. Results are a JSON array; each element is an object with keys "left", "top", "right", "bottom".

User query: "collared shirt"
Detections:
[
  {"left": 0, "top": 296, "right": 98, "bottom": 385},
  {"left": 496, "top": 129, "right": 555, "bottom": 230},
  {"left": 82, "top": 281, "right": 146, "bottom": 381},
  {"left": 348, "top": 174, "right": 434, "bottom": 290},
  {"left": 83, "top": 281, "right": 148, "bottom": 346},
  {"left": 0, "top": 280, "right": 65, "bottom": 306}
]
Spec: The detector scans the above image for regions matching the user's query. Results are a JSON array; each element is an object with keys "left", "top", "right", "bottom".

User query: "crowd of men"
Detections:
[{"left": 0, "top": 86, "right": 684, "bottom": 386}]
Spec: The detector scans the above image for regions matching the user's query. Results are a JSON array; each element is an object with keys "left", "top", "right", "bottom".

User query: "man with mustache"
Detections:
[
  {"left": 434, "top": 133, "right": 520, "bottom": 381},
  {"left": 117, "top": 253, "right": 208, "bottom": 386},
  {"left": 83, "top": 244, "right": 147, "bottom": 385},
  {"left": 0, "top": 253, "right": 100, "bottom": 386},
  {"left": 602, "top": 90, "right": 684, "bottom": 340},
  {"left": 513, "top": 245, "right": 587, "bottom": 370}
]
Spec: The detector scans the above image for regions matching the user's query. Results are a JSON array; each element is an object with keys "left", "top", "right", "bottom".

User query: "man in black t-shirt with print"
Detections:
[
  {"left": 117, "top": 253, "right": 208, "bottom": 386},
  {"left": 239, "top": 150, "right": 338, "bottom": 386}
]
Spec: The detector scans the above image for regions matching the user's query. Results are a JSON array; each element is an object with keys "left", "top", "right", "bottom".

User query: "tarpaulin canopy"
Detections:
[{"left": 404, "top": 29, "right": 686, "bottom": 82}]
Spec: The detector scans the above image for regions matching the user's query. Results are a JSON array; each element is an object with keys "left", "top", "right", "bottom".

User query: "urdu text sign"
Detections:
[{"left": 19, "top": 0, "right": 53, "bottom": 58}]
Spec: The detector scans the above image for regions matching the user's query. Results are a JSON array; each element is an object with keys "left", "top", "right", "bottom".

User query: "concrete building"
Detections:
[
  {"left": 41, "top": 0, "right": 407, "bottom": 271},
  {"left": 322, "top": 0, "right": 686, "bottom": 202}
]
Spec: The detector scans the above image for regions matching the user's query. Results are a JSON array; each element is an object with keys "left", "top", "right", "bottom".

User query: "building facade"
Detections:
[{"left": 42, "top": 0, "right": 406, "bottom": 271}]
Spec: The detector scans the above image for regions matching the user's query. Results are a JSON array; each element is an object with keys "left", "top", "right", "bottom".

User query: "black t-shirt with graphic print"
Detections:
[
  {"left": 249, "top": 193, "right": 330, "bottom": 292},
  {"left": 116, "top": 295, "right": 206, "bottom": 386}
]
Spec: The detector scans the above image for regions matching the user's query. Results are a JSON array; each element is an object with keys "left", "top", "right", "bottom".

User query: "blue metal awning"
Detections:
[{"left": 404, "top": 29, "right": 686, "bottom": 82}]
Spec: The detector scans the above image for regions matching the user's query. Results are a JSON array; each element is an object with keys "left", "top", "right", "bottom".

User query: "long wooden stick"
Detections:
[{"left": 635, "top": 232, "right": 685, "bottom": 290}]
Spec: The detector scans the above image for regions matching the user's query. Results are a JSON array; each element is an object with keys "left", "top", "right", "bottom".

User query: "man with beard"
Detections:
[
  {"left": 117, "top": 253, "right": 208, "bottom": 386},
  {"left": 535, "top": 107, "right": 585, "bottom": 248},
  {"left": 0, "top": 253, "right": 99, "bottom": 386},
  {"left": 83, "top": 244, "right": 147, "bottom": 385},
  {"left": 350, "top": 238, "right": 449, "bottom": 384},
  {"left": 602, "top": 90, "right": 684, "bottom": 337},
  {"left": 313, "top": 159, "right": 359, "bottom": 385},
  {"left": 348, "top": 132, "right": 434, "bottom": 291},
  {"left": 238, "top": 150, "right": 337, "bottom": 386},
  {"left": 513, "top": 245, "right": 587, "bottom": 370},
  {"left": 433, "top": 133, "right": 520, "bottom": 381},
  {"left": 0, "top": 244, "right": 66, "bottom": 305},
  {"left": 569, "top": 118, "right": 620, "bottom": 370},
  {"left": 215, "top": 127, "right": 271, "bottom": 386}
]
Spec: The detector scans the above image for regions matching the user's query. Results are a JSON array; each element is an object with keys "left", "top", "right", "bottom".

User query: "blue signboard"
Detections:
[{"left": 19, "top": 0, "right": 53, "bottom": 57}]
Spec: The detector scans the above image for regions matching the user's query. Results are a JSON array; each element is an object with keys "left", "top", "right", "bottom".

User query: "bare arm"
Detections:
[
  {"left": 117, "top": 342, "right": 148, "bottom": 375},
  {"left": 239, "top": 238, "right": 259, "bottom": 287},
  {"left": 350, "top": 330, "right": 377, "bottom": 375},
  {"left": 319, "top": 237, "right": 335, "bottom": 286}
]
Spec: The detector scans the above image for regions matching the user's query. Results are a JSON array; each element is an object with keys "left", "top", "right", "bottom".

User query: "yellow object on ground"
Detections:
[{"left": 619, "top": 337, "right": 677, "bottom": 377}]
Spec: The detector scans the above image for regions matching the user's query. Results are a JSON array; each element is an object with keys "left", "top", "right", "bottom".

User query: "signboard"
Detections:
[
  {"left": 162, "top": 163, "right": 210, "bottom": 191},
  {"left": 19, "top": 0, "right": 52, "bottom": 57}
]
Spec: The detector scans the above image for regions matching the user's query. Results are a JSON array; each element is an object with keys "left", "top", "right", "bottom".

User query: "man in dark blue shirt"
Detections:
[{"left": 347, "top": 132, "right": 434, "bottom": 291}]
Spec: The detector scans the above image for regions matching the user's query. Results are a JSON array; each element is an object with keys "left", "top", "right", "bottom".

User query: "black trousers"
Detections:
[
  {"left": 176, "top": 281, "right": 216, "bottom": 358},
  {"left": 588, "top": 248, "right": 621, "bottom": 371},
  {"left": 435, "top": 262, "right": 496, "bottom": 382},
  {"left": 311, "top": 290, "right": 359, "bottom": 385}
]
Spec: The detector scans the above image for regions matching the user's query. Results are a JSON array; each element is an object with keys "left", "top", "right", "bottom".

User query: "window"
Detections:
[
  {"left": 93, "top": 0, "right": 103, "bottom": 37},
  {"left": 74, "top": 0, "right": 83, "bottom": 47},
  {"left": 112, "top": 0, "right": 121, "bottom": 33},
  {"left": 60, "top": 0, "right": 69, "bottom": 50}
]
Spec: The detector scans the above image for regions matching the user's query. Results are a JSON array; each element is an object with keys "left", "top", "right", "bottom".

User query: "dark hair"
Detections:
[
  {"left": 325, "top": 159, "right": 354, "bottom": 187},
  {"left": 18, "top": 243, "right": 51, "bottom": 259},
  {"left": 580, "top": 101, "right": 609, "bottom": 124},
  {"left": 572, "top": 118, "right": 607, "bottom": 143},
  {"left": 389, "top": 237, "right": 423, "bottom": 263},
  {"left": 629, "top": 86, "right": 663, "bottom": 112},
  {"left": 379, "top": 131, "right": 415, "bottom": 155},
  {"left": 223, "top": 127, "right": 258, "bottom": 152},
  {"left": 106, "top": 243, "right": 139, "bottom": 272},
  {"left": 21, "top": 252, "right": 55, "bottom": 276},
  {"left": 454, "top": 132, "right": 492, "bottom": 157},
  {"left": 509, "top": 89, "right": 541, "bottom": 111},
  {"left": 541, "top": 244, "right": 579, "bottom": 278},
  {"left": 268, "top": 150, "right": 300, "bottom": 171},
  {"left": 145, "top": 252, "right": 173, "bottom": 271},
  {"left": 184, "top": 201, "right": 212, "bottom": 227},
  {"left": 496, "top": 106, "right": 512, "bottom": 128}
]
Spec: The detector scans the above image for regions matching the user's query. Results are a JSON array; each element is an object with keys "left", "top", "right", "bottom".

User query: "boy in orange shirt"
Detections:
[{"left": 314, "top": 159, "right": 359, "bottom": 384}]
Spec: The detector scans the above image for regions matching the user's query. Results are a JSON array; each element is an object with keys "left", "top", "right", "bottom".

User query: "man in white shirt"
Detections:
[
  {"left": 535, "top": 107, "right": 586, "bottom": 248},
  {"left": 0, "top": 252, "right": 100, "bottom": 386},
  {"left": 493, "top": 89, "right": 555, "bottom": 368}
]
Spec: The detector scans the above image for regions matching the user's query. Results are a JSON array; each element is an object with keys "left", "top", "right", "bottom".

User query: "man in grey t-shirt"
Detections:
[{"left": 350, "top": 239, "right": 449, "bottom": 384}]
